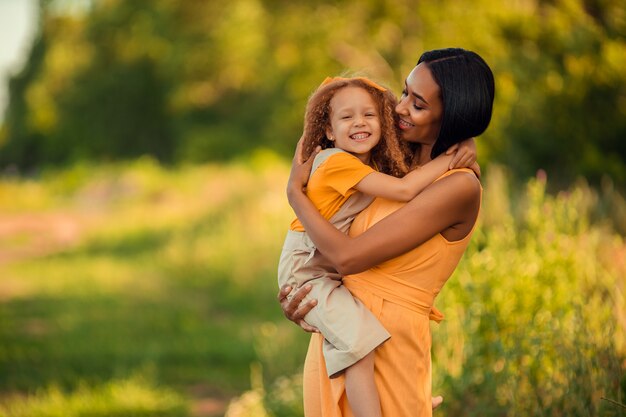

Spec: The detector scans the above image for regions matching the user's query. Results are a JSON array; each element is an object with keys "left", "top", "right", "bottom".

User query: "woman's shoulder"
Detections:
[
  {"left": 398, "top": 168, "right": 480, "bottom": 221},
  {"left": 435, "top": 168, "right": 481, "bottom": 198},
  {"left": 435, "top": 168, "right": 481, "bottom": 184}
]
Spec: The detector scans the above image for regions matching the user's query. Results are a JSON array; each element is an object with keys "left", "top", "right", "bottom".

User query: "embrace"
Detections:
[{"left": 278, "top": 48, "right": 495, "bottom": 417}]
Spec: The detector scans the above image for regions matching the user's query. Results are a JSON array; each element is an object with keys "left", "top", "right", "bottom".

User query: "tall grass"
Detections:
[
  {"left": 0, "top": 152, "right": 310, "bottom": 416},
  {"left": 228, "top": 167, "right": 626, "bottom": 417},
  {"left": 0, "top": 157, "right": 624, "bottom": 416},
  {"left": 432, "top": 168, "right": 625, "bottom": 416},
  {"left": 0, "top": 374, "right": 187, "bottom": 417}
]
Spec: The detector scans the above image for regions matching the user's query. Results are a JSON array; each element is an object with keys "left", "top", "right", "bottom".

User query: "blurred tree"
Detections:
[
  {"left": 0, "top": 0, "right": 625, "bottom": 186},
  {"left": 0, "top": 13, "right": 49, "bottom": 170},
  {"left": 494, "top": 0, "right": 626, "bottom": 185}
]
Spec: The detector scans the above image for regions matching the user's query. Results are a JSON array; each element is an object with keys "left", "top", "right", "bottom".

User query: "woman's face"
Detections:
[{"left": 395, "top": 63, "right": 443, "bottom": 146}]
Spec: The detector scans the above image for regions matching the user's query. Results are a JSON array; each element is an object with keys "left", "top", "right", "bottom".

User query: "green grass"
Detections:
[
  {"left": 0, "top": 155, "right": 624, "bottom": 417},
  {"left": 0, "top": 152, "right": 310, "bottom": 416},
  {"left": 427, "top": 170, "right": 626, "bottom": 417},
  {"left": 0, "top": 374, "right": 188, "bottom": 417}
]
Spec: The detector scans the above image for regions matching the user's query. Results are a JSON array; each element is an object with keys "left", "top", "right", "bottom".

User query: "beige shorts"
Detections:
[{"left": 278, "top": 230, "right": 390, "bottom": 377}]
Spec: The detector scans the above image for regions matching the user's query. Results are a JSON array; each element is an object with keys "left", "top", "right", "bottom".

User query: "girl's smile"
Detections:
[
  {"left": 326, "top": 86, "right": 382, "bottom": 164},
  {"left": 350, "top": 132, "right": 373, "bottom": 141}
]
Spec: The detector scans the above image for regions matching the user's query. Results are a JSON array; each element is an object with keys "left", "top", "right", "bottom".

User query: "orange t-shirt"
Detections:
[{"left": 290, "top": 151, "right": 375, "bottom": 232}]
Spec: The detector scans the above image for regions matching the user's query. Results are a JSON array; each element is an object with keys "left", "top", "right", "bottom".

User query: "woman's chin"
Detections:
[
  {"left": 400, "top": 131, "right": 434, "bottom": 146},
  {"left": 400, "top": 131, "right": 419, "bottom": 143}
]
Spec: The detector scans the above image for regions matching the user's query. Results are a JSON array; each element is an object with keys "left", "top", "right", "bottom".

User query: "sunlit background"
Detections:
[
  {"left": 0, "top": 0, "right": 36, "bottom": 117},
  {"left": 0, "top": 1, "right": 624, "bottom": 416}
]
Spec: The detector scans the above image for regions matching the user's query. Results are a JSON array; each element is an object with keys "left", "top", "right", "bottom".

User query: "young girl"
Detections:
[{"left": 278, "top": 76, "right": 475, "bottom": 417}]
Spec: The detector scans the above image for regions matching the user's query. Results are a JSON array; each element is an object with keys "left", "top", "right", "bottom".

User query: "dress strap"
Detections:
[{"left": 435, "top": 167, "right": 479, "bottom": 182}]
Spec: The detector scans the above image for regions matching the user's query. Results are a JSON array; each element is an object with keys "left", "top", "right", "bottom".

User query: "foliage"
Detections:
[
  {"left": 0, "top": 0, "right": 625, "bottom": 185},
  {"left": 493, "top": 1, "right": 626, "bottom": 185},
  {"left": 0, "top": 154, "right": 310, "bottom": 416},
  {"left": 225, "top": 167, "right": 626, "bottom": 417},
  {"left": 431, "top": 167, "right": 626, "bottom": 416},
  {"left": 0, "top": 158, "right": 624, "bottom": 416},
  {"left": 0, "top": 374, "right": 187, "bottom": 417}
]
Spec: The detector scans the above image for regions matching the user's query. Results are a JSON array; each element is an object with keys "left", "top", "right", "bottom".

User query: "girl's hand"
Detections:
[
  {"left": 446, "top": 137, "right": 477, "bottom": 169},
  {"left": 469, "top": 162, "right": 481, "bottom": 178},
  {"left": 277, "top": 285, "right": 320, "bottom": 333}
]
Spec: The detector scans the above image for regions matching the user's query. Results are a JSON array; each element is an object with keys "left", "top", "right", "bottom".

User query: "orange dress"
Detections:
[{"left": 302, "top": 169, "right": 479, "bottom": 417}]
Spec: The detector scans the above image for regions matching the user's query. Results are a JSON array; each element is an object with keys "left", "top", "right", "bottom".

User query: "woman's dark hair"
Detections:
[{"left": 417, "top": 48, "right": 495, "bottom": 158}]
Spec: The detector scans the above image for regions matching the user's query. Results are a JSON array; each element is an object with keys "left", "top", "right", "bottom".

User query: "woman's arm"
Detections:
[{"left": 287, "top": 163, "right": 480, "bottom": 276}]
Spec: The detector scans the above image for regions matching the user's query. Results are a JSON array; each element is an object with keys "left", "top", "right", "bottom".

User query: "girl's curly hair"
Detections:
[{"left": 300, "top": 77, "right": 411, "bottom": 177}]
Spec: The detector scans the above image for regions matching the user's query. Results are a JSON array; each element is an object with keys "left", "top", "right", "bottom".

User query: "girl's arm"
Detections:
[
  {"left": 287, "top": 150, "right": 481, "bottom": 276},
  {"left": 355, "top": 153, "right": 454, "bottom": 202},
  {"left": 355, "top": 138, "right": 479, "bottom": 202}
]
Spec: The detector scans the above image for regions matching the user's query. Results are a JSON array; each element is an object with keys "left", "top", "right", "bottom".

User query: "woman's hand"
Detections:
[
  {"left": 277, "top": 284, "right": 320, "bottom": 333},
  {"left": 468, "top": 162, "right": 481, "bottom": 178},
  {"left": 287, "top": 137, "right": 320, "bottom": 198},
  {"left": 446, "top": 137, "right": 476, "bottom": 169}
]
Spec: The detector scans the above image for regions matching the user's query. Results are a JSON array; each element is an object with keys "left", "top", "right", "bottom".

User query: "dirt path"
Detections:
[
  {"left": 0, "top": 212, "right": 84, "bottom": 264},
  {"left": 0, "top": 214, "right": 232, "bottom": 416}
]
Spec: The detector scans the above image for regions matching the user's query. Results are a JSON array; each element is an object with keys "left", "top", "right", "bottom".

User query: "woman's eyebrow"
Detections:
[
  {"left": 404, "top": 81, "right": 429, "bottom": 105},
  {"left": 412, "top": 91, "right": 429, "bottom": 105}
]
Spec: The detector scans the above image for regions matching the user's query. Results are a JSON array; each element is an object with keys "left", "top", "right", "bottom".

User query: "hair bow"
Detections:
[{"left": 320, "top": 76, "right": 387, "bottom": 92}]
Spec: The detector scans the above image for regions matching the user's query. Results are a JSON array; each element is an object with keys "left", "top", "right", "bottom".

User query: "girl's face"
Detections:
[
  {"left": 326, "top": 86, "right": 381, "bottom": 164},
  {"left": 395, "top": 63, "right": 443, "bottom": 147}
]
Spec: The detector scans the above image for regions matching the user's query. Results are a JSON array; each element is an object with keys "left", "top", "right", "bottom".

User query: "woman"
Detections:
[{"left": 280, "top": 48, "right": 495, "bottom": 417}]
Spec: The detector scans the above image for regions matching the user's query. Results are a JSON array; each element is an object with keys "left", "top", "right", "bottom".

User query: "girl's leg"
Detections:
[{"left": 344, "top": 351, "right": 382, "bottom": 417}]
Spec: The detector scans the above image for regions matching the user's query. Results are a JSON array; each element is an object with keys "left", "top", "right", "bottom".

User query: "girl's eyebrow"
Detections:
[{"left": 335, "top": 104, "right": 377, "bottom": 112}]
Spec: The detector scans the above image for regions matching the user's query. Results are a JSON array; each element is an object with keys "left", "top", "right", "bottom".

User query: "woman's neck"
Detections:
[{"left": 411, "top": 144, "right": 434, "bottom": 168}]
